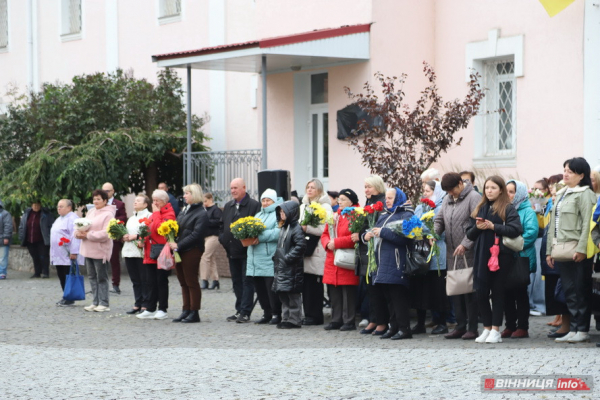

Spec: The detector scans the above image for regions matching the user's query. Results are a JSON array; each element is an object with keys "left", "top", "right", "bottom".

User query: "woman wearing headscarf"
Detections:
[
  {"left": 321, "top": 188, "right": 361, "bottom": 331},
  {"left": 246, "top": 189, "right": 284, "bottom": 324},
  {"left": 502, "top": 180, "right": 538, "bottom": 339},
  {"left": 547, "top": 158, "right": 597, "bottom": 343},
  {"left": 365, "top": 188, "right": 415, "bottom": 340},
  {"left": 411, "top": 180, "right": 449, "bottom": 335}
]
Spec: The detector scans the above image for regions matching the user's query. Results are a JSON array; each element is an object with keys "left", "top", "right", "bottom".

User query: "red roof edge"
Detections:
[
  {"left": 152, "top": 41, "right": 259, "bottom": 62},
  {"left": 259, "top": 23, "right": 371, "bottom": 49}
]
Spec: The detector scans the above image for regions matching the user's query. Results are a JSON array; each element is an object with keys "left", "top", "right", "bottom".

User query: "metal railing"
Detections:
[{"left": 183, "top": 149, "right": 262, "bottom": 206}]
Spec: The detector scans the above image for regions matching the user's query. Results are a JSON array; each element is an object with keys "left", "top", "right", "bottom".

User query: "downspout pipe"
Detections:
[{"left": 261, "top": 55, "right": 267, "bottom": 170}]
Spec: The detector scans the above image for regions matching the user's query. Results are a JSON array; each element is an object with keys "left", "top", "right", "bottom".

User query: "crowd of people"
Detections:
[{"left": 3, "top": 157, "right": 600, "bottom": 345}]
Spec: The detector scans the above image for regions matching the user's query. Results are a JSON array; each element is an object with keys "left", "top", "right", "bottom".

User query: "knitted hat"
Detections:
[
  {"left": 260, "top": 188, "right": 278, "bottom": 202},
  {"left": 338, "top": 188, "right": 359, "bottom": 205}
]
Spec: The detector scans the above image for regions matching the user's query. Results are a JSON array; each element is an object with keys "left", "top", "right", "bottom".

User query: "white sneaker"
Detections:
[
  {"left": 485, "top": 329, "right": 502, "bottom": 343},
  {"left": 529, "top": 310, "right": 542, "bottom": 316},
  {"left": 84, "top": 304, "right": 97, "bottom": 312},
  {"left": 136, "top": 310, "right": 156, "bottom": 319},
  {"left": 475, "top": 329, "right": 491, "bottom": 343},
  {"left": 94, "top": 305, "right": 110, "bottom": 312},
  {"left": 154, "top": 310, "right": 168, "bottom": 320},
  {"left": 567, "top": 332, "right": 590, "bottom": 343},
  {"left": 555, "top": 331, "right": 576, "bottom": 342},
  {"left": 358, "top": 319, "right": 369, "bottom": 328}
]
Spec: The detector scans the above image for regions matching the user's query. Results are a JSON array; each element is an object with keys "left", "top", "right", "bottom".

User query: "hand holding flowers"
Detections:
[{"left": 157, "top": 220, "right": 181, "bottom": 262}]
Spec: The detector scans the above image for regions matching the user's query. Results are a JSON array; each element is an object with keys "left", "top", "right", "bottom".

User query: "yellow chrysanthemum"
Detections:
[{"left": 420, "top": 210, "right": 435, "bottom": 221}]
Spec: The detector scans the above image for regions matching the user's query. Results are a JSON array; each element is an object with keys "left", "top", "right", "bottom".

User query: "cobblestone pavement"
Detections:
[{"left": 0, "top": 269, "right": 598, "bottom": 399}]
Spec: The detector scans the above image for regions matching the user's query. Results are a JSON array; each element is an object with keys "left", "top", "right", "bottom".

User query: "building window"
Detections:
[
  {"left": 159, "top": 0, "right": 182, "bottom": 24},
  {"left": 0, "top": 0, "right": 8, "bottom": 51},
  {"left": 311, "top": 73, "right": 328, "bottom": 104},
  {"left": 483, "top": 60, "right": 516, "bottom": 157},
  {"left": 61, "top": 0, "right": 82, "bottom": 42}
]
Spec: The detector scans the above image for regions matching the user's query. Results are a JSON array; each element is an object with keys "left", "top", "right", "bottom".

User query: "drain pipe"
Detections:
[{"left": 27, "top": 0, "right": 38, "bottom": 91}]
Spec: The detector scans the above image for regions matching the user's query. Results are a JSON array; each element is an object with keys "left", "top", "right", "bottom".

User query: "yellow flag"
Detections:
[{"left": 539, "top": 0, "right": 576, "bottom": 17}]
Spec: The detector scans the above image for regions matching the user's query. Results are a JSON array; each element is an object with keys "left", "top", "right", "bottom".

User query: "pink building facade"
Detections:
[{"left": 1, "top": 0, "right": 599, "bottom": 199}]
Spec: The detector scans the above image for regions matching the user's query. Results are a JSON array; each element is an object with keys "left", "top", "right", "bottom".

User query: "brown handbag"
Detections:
[{"left": 550, "top": 239, "right": 578, "bottom": 262}]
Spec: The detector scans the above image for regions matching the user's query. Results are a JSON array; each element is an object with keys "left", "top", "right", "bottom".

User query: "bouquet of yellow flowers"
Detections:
[
  {"left": 300, "top": 202, "right": 327, "bottom": 227},
  {"left": 231, "top": 216, "right": 267, "bottom": 246},
  {"left": 157, "top": 220, "right": 181, "bottom": 262},
  {"left": 106, "top": 218, "right": 128, "bottom": 240}
]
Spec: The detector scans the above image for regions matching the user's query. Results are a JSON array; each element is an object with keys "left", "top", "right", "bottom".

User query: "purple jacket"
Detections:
[{"left": 50, "top": 212, "right": 84, "bottom": 266}]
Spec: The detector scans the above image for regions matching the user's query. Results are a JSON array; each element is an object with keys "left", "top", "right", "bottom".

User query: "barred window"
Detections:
[
  {"left": 483, "top": 60, "right": 516, "bottom": 156},
  {"left": 159, "top": 0, "right": 181, "bottom": 18},
  {"left": 61, "top": 0, "right": 81, "bottom": 37},
  {"left": 0, "top": 0, "right": 8, "bottom": 49}
]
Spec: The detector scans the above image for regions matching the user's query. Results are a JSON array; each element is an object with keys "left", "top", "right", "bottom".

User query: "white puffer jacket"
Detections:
[{"left": 122, "top": 209, "right": 152, "bottom": 258}]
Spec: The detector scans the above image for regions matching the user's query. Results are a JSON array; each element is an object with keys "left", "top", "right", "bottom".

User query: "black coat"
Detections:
[
  {"left": 355, "top": 192, "right": 386, "bottom": 276},
  {"left": 205, "top": 205, "right": 222, "bottom": 237},
  {"left": 219, "top": 194, "right": 261, "bottom": 259},
  {"left": 466, "top": 202, "right": 523, "bottom": 291},
  {"left": 175, "top": 203, "right": 208, "bottom": 254},
  {"left": 272, "top": 201, "right": 306, "bottom": 293}
]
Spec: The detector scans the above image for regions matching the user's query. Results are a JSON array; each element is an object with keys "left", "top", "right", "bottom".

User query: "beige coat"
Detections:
[{"left": 300, "top": 193, "right": 333, "bottom": 276}]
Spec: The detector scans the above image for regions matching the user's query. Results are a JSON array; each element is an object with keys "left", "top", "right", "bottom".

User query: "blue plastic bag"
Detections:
[{"left": 63, "top": 260, "right": 85, "bottom": 301}]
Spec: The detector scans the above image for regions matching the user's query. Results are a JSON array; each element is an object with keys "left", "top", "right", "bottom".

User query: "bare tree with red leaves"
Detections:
[{"left": 344, "top": 61, "right": 485, "bottom": 202}]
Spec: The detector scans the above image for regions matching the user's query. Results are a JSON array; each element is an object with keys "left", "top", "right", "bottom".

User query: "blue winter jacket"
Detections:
[
  {"left": 246, "top": 197, "right": 284, "bottom": 277},
  {"left": 516, "top": 198, "right": 539, "bottom": 272},
  {"left": 373, "top": 204, "right": 414, "bottom": 287}
]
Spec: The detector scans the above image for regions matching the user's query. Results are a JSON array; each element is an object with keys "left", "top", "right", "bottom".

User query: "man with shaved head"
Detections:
[
  {"left": 219, "top": 177, "right": 260, "bottom": 323},
  {"left": 102, "top": 182, "right": 127, "bottom": 294}
]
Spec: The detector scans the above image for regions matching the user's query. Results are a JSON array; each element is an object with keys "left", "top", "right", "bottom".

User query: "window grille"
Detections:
[
  {"left": 0, "top": 0, "right": 8, "bottom": 49},
  {"left": 483, "top": 60, "right": 515, "bottom": 156},
  {"left": 62, "top": 0, "right": 81, "bottom": 36},
  {"left": 160, "top": 0, "right": 181, "bottom": 18}
]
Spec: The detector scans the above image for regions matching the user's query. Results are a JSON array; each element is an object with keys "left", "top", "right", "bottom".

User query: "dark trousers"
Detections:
[
  {"left": 144, "top": 263, "right": 170, "bottom": 312},
  {"left": 356, "top": 276, "right": 369, "bottom": 319},
  {"left": 329, "top": 285, "right": 357, "bottom": 325},
  {"left": 110, "top": 240, "right": 123, "bottom": 287},
  {"left": 279, "top": 292, "right": 302, "bottom": 326},
  {"left": 253, "top": 276, "right": 281, "bottom": 318},
  {"left": 504, "top": 285, "right": 530, "bottom": 330},
  {"left": 302, "top": 273, "right": 324, "bottom": 323},
  {"left": 452, "top": 293, "right": 479, "bottom": 333},
  {"left": 125, "top": 257, "right": 147, "bottom": 308},
  {"left": 367, "top": 279, "right": 389, "bottom": 325},
  {"left": 175, "top": 249, "right": 203, "bottom": 311},
  {"left": 557, "top": 258, "right": 593, "bottom": 332},
  {"left": 381, "top": 283, "right": 410, "bottom": 333},
  {"left": 27, "top": 242, "right": 50, "bottom": 276},
  {"left": 477, "top": 265, "right": 508, "bottom": 327},
  {"left": 55, "top": 265, "right": 69, "bottom": 291},
  {"left": 229, "top": 257, "right": 254, "bottom": 315}
]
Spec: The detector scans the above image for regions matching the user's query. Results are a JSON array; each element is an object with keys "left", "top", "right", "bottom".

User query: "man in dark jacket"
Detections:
[
  {"left": 19, "top": 202, "right": 54, "bottom": 278},
  {"left": 219, "top": 178, "right": 261, "bottom": 323},
  {"left": 158, "top": 182, "right": 181, "bottom": 216},
  {"left": 103, "top": 182, "right": 127, "bottom": 294},
  {"left": 273, "top": 201, "right": 306, "bottom": 329},
  {"left": 0, "top": 199, "right": 13, "bottom": 279}
]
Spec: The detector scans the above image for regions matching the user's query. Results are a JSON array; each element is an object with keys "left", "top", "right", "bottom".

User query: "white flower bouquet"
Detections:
[{"left": 73, "top": 218, "right": 92, "bottom": 232}]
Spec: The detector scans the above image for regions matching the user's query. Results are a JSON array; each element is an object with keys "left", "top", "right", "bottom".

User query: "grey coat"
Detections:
[
  {"left": 0, "top": 200, "right": 13, "bottom": 245},
  {"left": 434, "top": 182, "right": 481, "bottom": 271}
]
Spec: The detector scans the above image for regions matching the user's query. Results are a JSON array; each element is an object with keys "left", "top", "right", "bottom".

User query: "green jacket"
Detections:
[
  {"left": 516, "top": 198, "right": 539, "bottom": 272},
  {"left": 546, "top": 186, "right": 597, "bottom": 256}
]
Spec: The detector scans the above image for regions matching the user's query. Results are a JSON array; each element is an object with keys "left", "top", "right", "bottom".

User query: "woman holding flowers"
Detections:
[
  {"left": 169, "top": 184, "right": 208, "bottom": 324},
  {"left": 435, "top": 173, "right": 481, "bottom": 340},
  {"left": 300, "top": 178, "right": 333, "bottom": 326},
  {"left": 354, "top": 175, "right": 388, "bottom": 335},
  {"left": 411, "top": 181, "right": 449, "bottom": 335},
  {"left": 246, "top": 189, "right": 284, "bottom": 324},
  {"left": 366, "top": 188, "right": 415, "bottom": 340},
  {"left": 75, "top": 189, "right": 116, "bottom": 312},
  {"left": 466, "top": 176, "right": 523, "bottom": 344},
  {"left": 121, "top": 194, "right": 151, "bottom": 314},
  {"left": 136, "top": 189, "right": 176, "bottom": 321},
  {"left": 321, "top": 189, "right": 361, "bottom": 331}
]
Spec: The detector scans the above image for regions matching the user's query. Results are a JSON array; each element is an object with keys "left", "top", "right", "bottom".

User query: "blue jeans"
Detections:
[
  {"left": 528, "top": 238, "right": 546, "bottom": 314},
  {"left": 0, "top": 245, "right": 8, "bottom": 276}
]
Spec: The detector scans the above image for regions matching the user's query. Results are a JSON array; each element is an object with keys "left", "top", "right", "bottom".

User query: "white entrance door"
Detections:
[{"left": 309, "top": 105, "right": 329, "bottom": 189}]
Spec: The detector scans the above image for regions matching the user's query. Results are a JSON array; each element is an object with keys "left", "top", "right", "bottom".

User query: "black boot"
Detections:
[
  {"left": 181, "top": 310, "right": 200, "bottom": 323},
  {"left": 172, "top": 310, "right": 191, "bottom": 322},
  {"left": 208, "top": 280, "right": 220, "bottom": 290},
  {"left": 200, "top": 280, "right": 209, "bottom": 290}
]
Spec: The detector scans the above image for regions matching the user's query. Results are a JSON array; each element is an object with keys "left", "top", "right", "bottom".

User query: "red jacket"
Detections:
[
  {"left": 321, "top": 211, "right": 359, "bottom": 286},
  {"left": 144, "top": 203, "right": 176, "bottom": 264}
]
